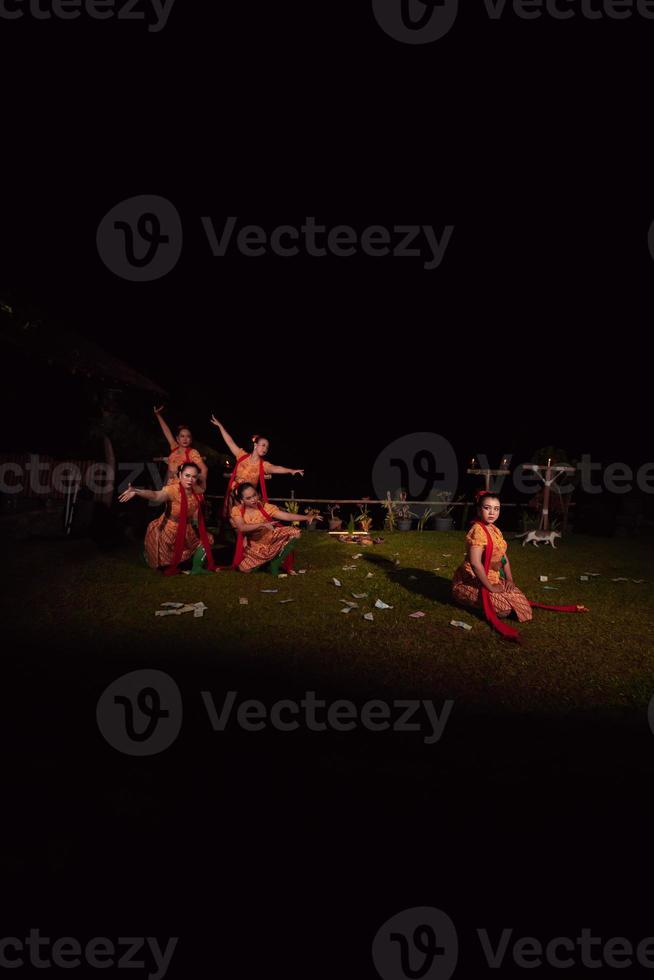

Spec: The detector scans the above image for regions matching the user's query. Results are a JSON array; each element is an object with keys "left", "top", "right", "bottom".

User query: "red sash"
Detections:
[
  {"left": 163, "top": 485, "right": 216, "bottom": 575},
  {"left": 223, "top": 452, "right": 268, "bottom": 517},
  {"left": 473, "top": 520, "right": 586, "bottom": 643}
]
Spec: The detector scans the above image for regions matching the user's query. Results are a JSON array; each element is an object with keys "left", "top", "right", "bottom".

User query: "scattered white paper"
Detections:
[
  {"left": 632, "top": 579, "right": 645, "bottom": 584},
  {"left": 582, "top": 572, "right": 600, "bottom": 577},
  {"left": 539, "top": 575, "right": 548, "bottom": 583},
  {"left": 352, "top": 593, "right": 368, "bottom": 599},
  {"left": 161, "top": 602, "right": 185, "bottom": 608},
  {"left": 261, "top": 589, "right": 279, "bottom": 593},
  {"left": 409, "top": 575, "right": 418, "bottom": 581},
  {"left": 332, "top": 578, "right": 341, "bottom": 587},
  {"left": 341, "top": 606, "right": 352, "bottom": 614},
  {"left": 193, "top": 602, "right": 208, "bottom": 618},
  {"left": 278, "top": 573, "right": 288, "bottom": 578},
  {"left": 394, "top": 559, "right": 401, "bottom": 566},
  {"left": 410, "top": 611, "right": 426, "bottom": 619},
  {"left": 298, "top": 569, "right": 307, "bottom": 574},
  {"left": 543, "top": 586, "right": 559, "bottom": 591},
  {"left": 155, "top": 602, "right": 204, "bottom": 618},
  {"left": 366, "top": 572, "right": 374, "bottom": 578},
  {"left": 450, "top": 620, "right": 472, "bottom": 631},
  {"left": 342, "top": 565, "right": 357, "bottom": 570},
  {"left": 341, "top": 600, "right": 358, "bottom": 608},
  {"left": 611, "top": 577, "right": 629, "bottom": 582},
  {"left": 239, "top": 597, "right": 249, "bottom": 605},
  {"left": 442, "top": 554, "right": 452, "bottom": 557},
  {"left": 554, "top": 576, "right": 567, "bottom": 580},
  {"left": 279, "top": 599, "right": 294, "bottom": 604},
  {"left": 363, "top": 612, "right": 374, "bottom": 621},
  {"left": 353, "top": 553, "right": 363, "bottom": 559},
  {"left": 375, "top": 599, "right": 392, "bottom": 609},
  {"left": 580, "top": 576, "right": 589, "bottom": 582}
]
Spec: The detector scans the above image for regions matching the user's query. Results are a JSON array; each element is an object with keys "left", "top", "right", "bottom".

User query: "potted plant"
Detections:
[
  {"left": 304, "top": 507, "right": 321, "bottom": 530},
  {"left": 416, "top": 507, "right": 435, "bottom": 532},
  {"left": 285, "top": 498, "right": 300, "bottom": 527},
  {"left": 432, "top": 491, "right": 462, "bottom": 531},
  {"left": 327, "top": 504, "right": 343, "bottom": 532},
  {"left": 355, "top": 503, "right": 373, "bottom": 535}
]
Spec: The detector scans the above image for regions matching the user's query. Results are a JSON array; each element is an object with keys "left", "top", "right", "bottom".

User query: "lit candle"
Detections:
[{"left": 547, "top": 458, "right": 551, "bottom": 468}]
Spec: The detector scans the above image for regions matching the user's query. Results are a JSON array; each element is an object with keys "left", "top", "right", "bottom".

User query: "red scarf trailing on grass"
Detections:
[
  {"left": 474, "top": 520, "right": 587, "bottom": 643},
  {"left": 164, "top": 486, "right": 216, "bottom": 576},
  {"left": 227, "top": 504, "right": 294, "bottom": 572},
  {"left": 222, "top": 452, "right": 268, "bottom": 517}
]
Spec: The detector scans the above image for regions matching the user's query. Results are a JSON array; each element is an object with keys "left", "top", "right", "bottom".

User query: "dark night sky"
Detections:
[{"left": 1, "top": 3, "right": 652, "bottom": 497}]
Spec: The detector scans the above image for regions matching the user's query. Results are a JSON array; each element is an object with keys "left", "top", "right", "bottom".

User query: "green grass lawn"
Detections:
[{"left": 7, "top": 529, "right": 654, "bottom": 713}]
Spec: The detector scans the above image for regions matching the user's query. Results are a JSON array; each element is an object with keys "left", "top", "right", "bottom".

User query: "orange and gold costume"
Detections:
[
  {"left": 230, "top": 503, "right": 300, "bottom": 573},
  {"left": 145, "top": 482, "right": 214, "bottom": 569},
  {"left": 451, "top": 522, "right": 533, "bottom": 622}
]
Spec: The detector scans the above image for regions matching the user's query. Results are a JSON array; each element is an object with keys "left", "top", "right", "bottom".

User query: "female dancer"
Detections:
[
  {"left": 119, "top": 462, "right": 215, "bottom": 575},
  {"left": 154, "top": 405, "right": 208, "bottom": 489},
  {"left": 452, "top": 490, "right": 587, "bottom": 642},
  {"left": 210, "top": 415, "right": 303, "bottom": 515},
  {"left": 230, "top": 482, "right": 320, "bottom": 574}
]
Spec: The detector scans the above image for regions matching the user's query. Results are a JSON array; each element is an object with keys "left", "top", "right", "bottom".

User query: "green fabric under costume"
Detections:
[{"left": 267, "top": 538, "right": 298, "bottom": 577}]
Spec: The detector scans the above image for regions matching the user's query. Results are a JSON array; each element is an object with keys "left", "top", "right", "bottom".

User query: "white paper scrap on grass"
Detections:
[
  {"left": 539, "top": 575, "right": 548, "bottom": 582},
  {"left": 582, "top": 572, "right": 601, "bottom": 577},
  {"left": 352, "top": 553, "right": 363, "bottom": 559},
  {"left": 450, "top": 620, "right": 472, "bottom": 631},
  {"left": 161, "top": 602, "right": 185, "bottom": 608},
  {"left": 363, "top": 612, "right": 374, "bottom": 621},
  {"left": 366, "top": 572, "right": 374, "bottom": 578},
  {"left": 342, "top": 566, "right": 357, "bottom": 570},
  {"left": 193, "top": 602, "right": 208, "bottom": 618},
  {"left": 332, "top": 578, "right": 341, "bottom": 587},
  {"left": 239, "top": 597, "right": 249, "bottom": 605},
  {"left": 279, "top": 599, "right": 294, "bottom": 604},
  {"left": 298, "top": 569, "right": 307, "bottom": 574},
  {"left": 611, "top": 577, "right": 629, "bottom": 582},
  {"left": 632, "top": 579, "right": 645, "bottom": 584},
  {"left": 261, "top": 589, "right": 279, "bottom": 593},
  {"left": 543, "top": 586, "right": 559, "bottom": 591},
  {"left": 409, "top": 575, "right": 418, "bottom": 581},
  {"left": 580, "top": 576, "right": 589, "bottom": 582},
  {"left": 341, "top": 600, "right": 358, "bottom": 608},
  {"left": 341, "top": 606, "right": 352, "bottom": 613},
  {"left": 554, "top": 576, "right": 567, "bottom": 580},
  {"left": 410, "top": 611, "right": 426, "bottom": 619},
  {"left": 352, "top": 593, "right": 368, "bottom": 599},
  {"left": 278, "top": 573, "right": 288, "bottom": 578},
  {"left": 375, "top": 599, "right": 392, "bottom": 609}
]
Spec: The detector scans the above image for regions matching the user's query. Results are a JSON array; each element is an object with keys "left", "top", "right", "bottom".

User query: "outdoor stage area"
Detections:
[
  {"left": 5, "top": 528, "right": 654, "bottom": 968},
  {"left": 6, "top": 530, "right": 654, "bottom": 710}
]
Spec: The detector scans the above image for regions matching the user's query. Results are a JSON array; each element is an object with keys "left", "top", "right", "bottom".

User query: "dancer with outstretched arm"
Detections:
[
  {"left": 154, "top": 405, "right": 208, "bottom": 489},
  {"left": 210, "top": 414, "right": 303, "bottom": 515}
]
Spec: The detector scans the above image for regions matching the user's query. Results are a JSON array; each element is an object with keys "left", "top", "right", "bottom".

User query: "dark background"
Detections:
[{"left": 2, "top": 2, "right": 654, "bottom": 977}]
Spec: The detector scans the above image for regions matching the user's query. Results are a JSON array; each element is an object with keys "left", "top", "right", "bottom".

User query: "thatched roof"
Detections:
[{"left": 0, "top": 306, "right": 167, "bottom": 395}]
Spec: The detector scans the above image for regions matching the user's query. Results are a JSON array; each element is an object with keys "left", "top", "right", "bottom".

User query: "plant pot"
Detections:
[
  {"left": 434, "top": 517, "right": 453, "bottom": 531},
  {"left": 397, "top": 520, "right": 413, "bottom": 531}
]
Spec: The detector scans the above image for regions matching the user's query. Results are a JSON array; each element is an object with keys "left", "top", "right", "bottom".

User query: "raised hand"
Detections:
[
  {"left": 118, "top": 484, "right": 137, "bottom": 503},
  {"left": 154, "top": 405, "right": 165, "bottom": 415},
  {"left": 292, "top": 469, "right": 304, "bottom": 477},
  {"left": 210, "top": 414, "right": 222, "bottom": 428}
]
